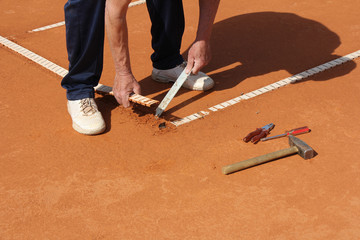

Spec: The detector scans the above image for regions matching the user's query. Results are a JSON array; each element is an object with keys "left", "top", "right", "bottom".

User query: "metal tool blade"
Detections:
[
  {"left": 155, "top": 68, "right": 191, "bottom": 118},
  {"left": 260, "top": 133, "right": 287, "bottom": 141},
  {"left": 262, "top": 123, "right": 275, "bottom": 131},
  {"left": 261, "top": 126, "right": 310, "bottom": 141}
]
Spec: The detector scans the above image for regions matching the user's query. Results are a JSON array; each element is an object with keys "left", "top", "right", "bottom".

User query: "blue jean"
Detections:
[
  {"left": 62, "top": 0, "right": 185, "bottom": 100},
  {"left": 146, "top": 0, "right": 185, "bottom": 70}
]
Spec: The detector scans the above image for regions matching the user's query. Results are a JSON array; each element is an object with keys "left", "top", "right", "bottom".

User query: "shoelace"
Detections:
[{"left": 79, "top": 98, "right": 97, "bottom": 116}]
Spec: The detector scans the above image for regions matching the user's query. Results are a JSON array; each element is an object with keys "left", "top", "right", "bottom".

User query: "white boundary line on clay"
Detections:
[
  {"left": 29, "top": 21, "right": 65, "bottom": 33},
  {"left": 128, "top": 0, "right": 146, "bottom": 7},
  {"left": 0, "top": 35, "right": 69, "bottom": 77},
  {"left": 28, "top": 0, "right": 147, "bottom": 33},
  {"left": 171, "top": 50, "right": 360, "bottom": 126},
  {"left": 1, "top": 35, "right": 359, "bottom": 127}
]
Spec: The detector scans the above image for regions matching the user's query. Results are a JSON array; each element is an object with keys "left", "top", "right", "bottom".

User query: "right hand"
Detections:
[
  {"left": 112, "top": 72, "right": 141, "bottom": 108},
  {"left": 185, "top": 39, "right": 212, "bottom": 75}
]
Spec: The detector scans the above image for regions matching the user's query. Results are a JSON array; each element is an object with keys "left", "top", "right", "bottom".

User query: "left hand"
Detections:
[
  {"left": 112, "top": 72, "right": 141, "bottom": 108},
  {"left": 185, "top": 40, "right": 212, "bottom": 75}
]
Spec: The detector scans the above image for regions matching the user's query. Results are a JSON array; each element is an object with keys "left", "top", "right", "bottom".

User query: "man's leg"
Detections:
[
  {"left": 62, "top": 0, "right": 106, "bottom": 100},
  {"left": 146, "top": 0, "right": 214, "bottom": 91},
  {"left": 146, "top": 0, "right": 185, "bottom": 70},
  {"left": 62, "top": 0, "right": 106, "bottom": 135}
]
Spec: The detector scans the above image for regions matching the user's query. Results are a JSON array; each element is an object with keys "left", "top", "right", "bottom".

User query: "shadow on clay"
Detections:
[
  {"left": 95, "top": 95, "right": 117, "bottom": 133},
  {"left": 100, "top": 12, "right": 357, "bottom": 126},
  {"left": 139, "top": 12, "right": 356, "bottom": 116}
]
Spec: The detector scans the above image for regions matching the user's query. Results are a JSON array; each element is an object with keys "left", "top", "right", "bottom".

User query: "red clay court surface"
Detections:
[{"left": 1, "top": 0, "right": 360, "bottom": 239}]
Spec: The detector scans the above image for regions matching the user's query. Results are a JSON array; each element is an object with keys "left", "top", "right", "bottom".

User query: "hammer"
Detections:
[{"left": 222, "top": 136, "right": 314, "bottom": 175}]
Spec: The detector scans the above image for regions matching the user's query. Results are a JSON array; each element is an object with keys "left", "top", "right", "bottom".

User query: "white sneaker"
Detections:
[
  {"left": 67, "top": 98, "right": 106, "bottom": 135},
  {"left": 151, "top": 62, "right": 214, "bottom": 91}
]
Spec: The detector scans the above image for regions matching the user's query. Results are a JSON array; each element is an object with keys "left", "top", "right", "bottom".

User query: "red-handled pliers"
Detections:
[{"left": 243, "top": 123, "right": 275, "bottom": 144}]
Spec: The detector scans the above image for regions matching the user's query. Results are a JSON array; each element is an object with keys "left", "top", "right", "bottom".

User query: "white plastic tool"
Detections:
[{"left": 155, "top": 68, "right": 191, "bottom": 118}]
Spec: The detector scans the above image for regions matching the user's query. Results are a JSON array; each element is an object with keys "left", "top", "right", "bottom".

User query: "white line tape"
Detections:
[
  {"left": 172, "top": 50, "right": 360, "bottom": 126},
  {"left": 28, "top": 0, "right": 147, "bottom": 33},
  {"left": 252, "top": 90, "right": 262, "bottom": 95},
  {"left": 129, "top": 0, "right": 146, "bottom": 7},
  {"left": 240, "top": 94, "right": 250, "bottom": 100},
  {"left": 1, "top": 34, "right": 359, "bottom": 127},
  {"left": 233, "top": 97, "right": 242, "bottom": 102},
  {"left": 0, "top": 35, "right": 69, "bottom": 77},
  {"left": 214, "top": 104, "right": 224, "bottom": 110},
  {"left": 228, "top": 99, "right": 237, "bottom": 105},
  {"left": 221, "top": 102, "right": 231, "bottom": 107},
  {"left": 29, "top": 21, "right": 66, "bottom": 33}
]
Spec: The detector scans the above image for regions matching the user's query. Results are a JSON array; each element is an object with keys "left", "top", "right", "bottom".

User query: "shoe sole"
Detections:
[
  {"left": 151, "top": 73, "right": 176, "bottom": 83},
  {"left": 72, "top": 122, "right": 106, "bottom": 135},
  {"left": 152, "top": 73, "right": 214, "bottom": 91}
]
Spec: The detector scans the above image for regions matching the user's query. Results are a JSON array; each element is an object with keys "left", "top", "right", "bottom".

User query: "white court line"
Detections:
[
  {"left": 1, "top": 35, "right": 359, "bottom": 127},
  {"left": 0, "top": 35, "right": 68, "bottom": 77},
  {"left": 171, "top": 50, "right": 360, "bottom": 127},
  {"left": 28, "top": 0, "right": 147, "bottom": 33},
  {"left": 128, "top": 0, "right": 146, "bottom": 7},
  {"left": 29, "top": 21, "right": 65, "bottom": 33}
]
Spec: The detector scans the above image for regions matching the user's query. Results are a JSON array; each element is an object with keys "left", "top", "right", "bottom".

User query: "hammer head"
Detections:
[{"left": 289, "top": 135, "right": 314, "bottom": 159}]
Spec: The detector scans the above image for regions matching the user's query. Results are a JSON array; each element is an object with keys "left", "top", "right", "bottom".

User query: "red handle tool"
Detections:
[
  {"left": 260, "top": 126, "right": 310, "bottom": 141},
  {"left": 243, "top": 123, "right": 275, "bottom": 144}
]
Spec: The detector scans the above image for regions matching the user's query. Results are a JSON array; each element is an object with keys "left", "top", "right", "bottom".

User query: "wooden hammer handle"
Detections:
[{"left": 222, "top": 146, "right": 298, "bottom": 175}]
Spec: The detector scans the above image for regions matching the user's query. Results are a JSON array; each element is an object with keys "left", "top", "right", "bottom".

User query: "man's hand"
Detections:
[
  {"left": 106, "top": 0, "right": 139, "bottom": 108},
  {"left": 185, "top": 0, "right": 219, "bottom": 75},
  {"left": 186, "top": 40, "right": 212, "bottom": 75},
  {"left": 112, "top": 72, "right": 141, "bottom": 108}
]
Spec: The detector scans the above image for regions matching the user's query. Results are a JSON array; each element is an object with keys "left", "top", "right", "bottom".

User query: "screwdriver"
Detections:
[{"left": 260, "top": 126, "right": 311, "bottom": 141}]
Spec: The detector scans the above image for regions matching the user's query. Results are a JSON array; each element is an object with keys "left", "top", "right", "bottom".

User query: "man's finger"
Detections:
[
  {"left": 192, "top": 60, "right": 203, "bottom": 75},
  {"left": 122, "top": 93, "right": 130, "bottom": 108},
  {"left": 133, "top": 84, "right": 141, "bottom": 95},
  {"left": 114, "top": 94, "right": 122, "bottom": 106},
  {"left": 186, "top": 58, "right": 194, "bottom": 74}
]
